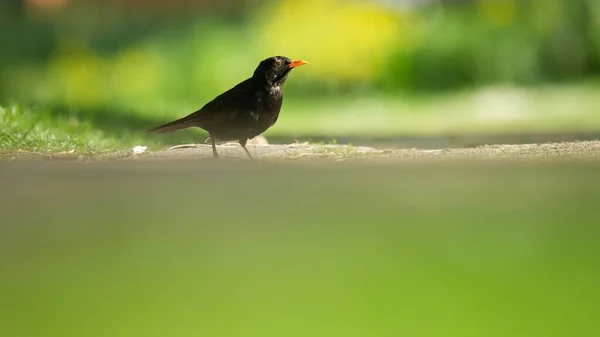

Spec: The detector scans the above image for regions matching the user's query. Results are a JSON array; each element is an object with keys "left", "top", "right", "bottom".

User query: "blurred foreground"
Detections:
[{"left": 1, "top": 160, "right": 599, "bottom": 337}]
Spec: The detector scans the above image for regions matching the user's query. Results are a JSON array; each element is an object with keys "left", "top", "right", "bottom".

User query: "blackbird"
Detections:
[{"left": 148, "top": 56, "right": 308, "bottom": 159}]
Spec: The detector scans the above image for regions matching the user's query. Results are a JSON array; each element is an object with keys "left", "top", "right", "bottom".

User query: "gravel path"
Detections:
[{"left": 126, "top": 140, "right": 600, "bottom": 162}]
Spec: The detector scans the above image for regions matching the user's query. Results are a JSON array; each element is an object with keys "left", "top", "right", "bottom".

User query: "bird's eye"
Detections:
[{"left": 274, "top": 59, "right": 282, "bottom": 68}]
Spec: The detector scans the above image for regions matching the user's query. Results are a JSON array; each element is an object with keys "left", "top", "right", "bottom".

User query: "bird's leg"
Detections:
[
  {"left": 239, "top": 139, "right": 253, "bottom": 160},
  {"left": 209, "top": 134, "right": 220, "bottom": 159}
]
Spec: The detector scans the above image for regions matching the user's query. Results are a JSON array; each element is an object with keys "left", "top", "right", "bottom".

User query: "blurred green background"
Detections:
[{"left": 2, "top": 0, "right": 600, "bottom": 152}]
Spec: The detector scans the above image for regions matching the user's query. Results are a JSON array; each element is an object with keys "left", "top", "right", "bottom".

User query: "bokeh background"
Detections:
[{"left": 2, "top": 0, "right": 600, "bottom": 150}]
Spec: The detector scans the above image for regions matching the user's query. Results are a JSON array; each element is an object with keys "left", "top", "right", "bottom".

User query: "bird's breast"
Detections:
[
  {"left": 258, "top": 87, "right": 283, "bottom": 113},
  {"left": 249, "top": 87, "right": 282, "bottom": 131},
  {"left": 269, "top": 86, "right": 282, "bottom": 96}
]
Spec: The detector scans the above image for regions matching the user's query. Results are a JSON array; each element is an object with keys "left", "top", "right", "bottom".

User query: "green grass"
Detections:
[
  {"left": 0, "top": 104, "right": 124, "bottom": 156},
  {"left": 2, "top": 83, "right": 600, "bottom": 156},
  {"left": 1, "top": 160, "right": 599, "bottom": 337},
  {"left": 0, "top": 103, "right": 199, "bottom": 157}
]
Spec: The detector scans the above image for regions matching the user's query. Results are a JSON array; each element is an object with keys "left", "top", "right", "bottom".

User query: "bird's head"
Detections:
[{"left": 253, "top": 56, "right": 308, "bottom": 88}]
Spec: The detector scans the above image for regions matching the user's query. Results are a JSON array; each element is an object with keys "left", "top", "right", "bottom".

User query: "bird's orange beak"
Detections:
[{"left": 289, "top": 60, "right": 308, "bottom": 68}]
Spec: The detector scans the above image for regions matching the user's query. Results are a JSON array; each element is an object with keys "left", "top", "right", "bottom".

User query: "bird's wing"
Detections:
[{"left": 184, "top": 79, "right": 260, "bottom": 127}]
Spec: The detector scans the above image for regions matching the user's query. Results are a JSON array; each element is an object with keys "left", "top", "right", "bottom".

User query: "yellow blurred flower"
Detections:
[
  {"left": 49, "top": 39, "right": 105, "bottom": 105},
  {"left": 110, "top": 48, "right": 163, "bottom": 102},
  {"left": 253, "top": 0, "right": 408, "bottom": 82},
  {"left": 477, "top": 0, "right": 518, "bottom": 26}
]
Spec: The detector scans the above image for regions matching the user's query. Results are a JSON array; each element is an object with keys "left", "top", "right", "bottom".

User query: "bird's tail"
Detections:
[{"left": 148, "top": 116, "right": 193, "bottom": 134}]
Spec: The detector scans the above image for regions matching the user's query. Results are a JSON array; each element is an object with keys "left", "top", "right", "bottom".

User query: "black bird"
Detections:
[{"left": 148, "top": 56, "right": 308, "bottom": 159}]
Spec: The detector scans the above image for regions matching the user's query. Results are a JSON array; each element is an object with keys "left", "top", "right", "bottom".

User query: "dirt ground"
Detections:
[
  {"left": 122, "top": 140, "right": 600, "bottom": 162},
  {"left": 3, "top": 140, "right": 600, "bottom": 162}
]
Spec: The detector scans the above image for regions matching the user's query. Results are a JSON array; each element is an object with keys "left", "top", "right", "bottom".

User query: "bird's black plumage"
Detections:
[{"left": 148, "top": 56, "right": 307, "bottom": 159}]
